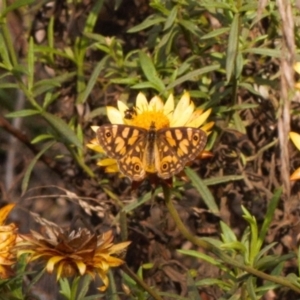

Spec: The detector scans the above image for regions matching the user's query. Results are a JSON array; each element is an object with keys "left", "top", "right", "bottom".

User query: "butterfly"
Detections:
[{"left": 97, "top": 122, "right": 207, "bottom": 181}]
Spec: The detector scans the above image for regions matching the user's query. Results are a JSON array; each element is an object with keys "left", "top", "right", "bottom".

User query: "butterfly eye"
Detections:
[
  {"left": 105, "top": 131, "right": 112, "bottom": 138},
  {"left": 193, "top": 133, "right": 199, "bottom": 141},
  {"left": 134, "top": 164, "right": 141, "bottom": 171},
  {"left": 162, "top": 162, "right": 168, "bottom": 171}
]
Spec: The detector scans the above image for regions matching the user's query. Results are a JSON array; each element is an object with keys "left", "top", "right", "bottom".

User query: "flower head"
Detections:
[
  {"left": 17, "top": 226, "right": 130, "bottom": 291},
  {"left": 89, "top": 92, "right": 213, "bottom": 182},
  {"left": 0, "top": 204, "right": 18, "bottom": 279}
]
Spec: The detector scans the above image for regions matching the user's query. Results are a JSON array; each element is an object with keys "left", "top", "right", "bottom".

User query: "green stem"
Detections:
[
  {"left": 121, "top": 264, "right": 163, "bottom": 300},
  {"left": 162, "top": 184, "right": 300, "bottom": 294}
]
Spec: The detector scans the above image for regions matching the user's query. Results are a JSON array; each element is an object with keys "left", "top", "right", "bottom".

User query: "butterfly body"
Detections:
[{"left": 97, "top": 123, "right": 207, "bottom": 181}]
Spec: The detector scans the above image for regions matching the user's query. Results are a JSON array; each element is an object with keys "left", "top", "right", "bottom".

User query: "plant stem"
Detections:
[{"left": 162, "top": 183, "right": 300, "bottom": 294}]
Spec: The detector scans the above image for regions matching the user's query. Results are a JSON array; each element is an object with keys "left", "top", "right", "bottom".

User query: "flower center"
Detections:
[{"left": 132, "top": 111, "right": 170, "bottom": 130}]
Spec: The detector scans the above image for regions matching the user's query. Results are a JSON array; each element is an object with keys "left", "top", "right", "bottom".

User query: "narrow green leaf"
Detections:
[
  {"left": 166, "top": 64, "right": 220, "bottom": 90},
  {"left": 163, "top": 6, "right": 177, "bottom": 31},
  {"left": 76, "top": 275, "right": 92, "bottom": 299},
  {"left": 47, "top": 16, "right": 54, "bottom": 62},
  {"left": 77, "top": 56, "right": 108, "bottom": 104},
  {"left": 1, "top": 0, "right": 34, "bottom": 16},
  {"left": 42, "top": 112, "right": 83, "bottom": 149},
  {"left": 22, "top": 142, "right": 55, "bottom": 194},
  {"left": 84, "top": 0, "right": 105, "bottom": 34},
  {"left": 179, "top": 19, "right": 201, "bottom": 36},
  {"left": 220, "top": 221, "right": 237, "bottom": 243},
  {"left": 203, "top": 175, "right": 244, "bottom": 186},
  {"left": 258, "top": 188, "right": 282, "bottom": 246},
  {"left": 139, "top": 51, "right": 165, "bottom": 92},
  {"left": 6, "top": 109, "right": 40, "bottom": 118},
  {"left": 0, "top": 33, "right": 12, "bottom": 70},
  {"left": 233, "top": 111, "right": 246, "bottom": 134},
  {"left": 201, "top": 27, "right": 230, "bottom": 40},
  {"left": 127, "top": 16, "right": 165, "bottom": 33},
  {"left": 28, "top": 37, "right": 34, "bottom": 91},
  {"left": 226, "top": 13, "right": 239, "bottom": 82},
  {"left": 178, "top": 249, "right": 222, "bottom": 267},
  {"left": 31, "top": 134, "right": 54, "bottom": 144},
  {"left": 185, "top": 167, "right": 219, "bottom": 214},
  {"left": 246, "top": 276, "right": 257, "bottom": 300},
  {"left": 131, "top": 81, "right": 161, "bottom": 90},
  {"left": 243, "top": 48, "right": 281, "bottom": 58}
]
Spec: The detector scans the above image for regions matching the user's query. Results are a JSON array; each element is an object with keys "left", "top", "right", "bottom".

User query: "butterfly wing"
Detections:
[
  {"left": 97, "top": 125, "right": 147, "bottom": 181},
  {"left": 155, "top": 127, "right": 207, "bottom": 179}
]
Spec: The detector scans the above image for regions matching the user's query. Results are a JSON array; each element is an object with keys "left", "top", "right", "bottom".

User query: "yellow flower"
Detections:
[
  {"left": 0, "top": 204, "right": 18, "bottom": 279},
  {"left": 17, "top": 227, "right": 130, "bottom": 291},
  {"left": 88, "top": 92, "right": 213, "bottom": 180}
]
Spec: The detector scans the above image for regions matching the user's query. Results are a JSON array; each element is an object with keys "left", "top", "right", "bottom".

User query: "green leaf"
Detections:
[
  {"left": 42, "top": 112, "right": 83, "bottom": 149},
  {"left": 77, "top": 56, "right": 109, "bottom": 104},
  {"left": 166, "top": 64, "right": 220, "bottom": 90},
  {"left": 163, "top": 6, "right": 177, "bottom": 31},
  {"left": 233, "top": 111, "right": 246, "bottom": 134},
  {"left": 246, "top": 276, "right": 257, "bottom": 299},
  {"left": 6, "top": 109, "right": 40, "bottom": 118},
  {"left": 139, "top": 51, "right": 165, "bottom": 92},
  {"left": 258, "top": 188, "right": 282, "bottom": 247},
  {"left": 201, "top": 27, "right": 230, "bottom": 39},
  {"left": 179, "top": 19, "right": 201, "bottom": 36},
  {"left": 243, "top": 48, "right": 281, "bottom": 58},
  {"left": 0, "top": 33, "right": 12, "bottom": 70},
  {"left": 31, "top": 134, "right": 54, "bottom": 144},
  {"left": 203, "top": 175, "right": 244, "bottom": 186},
  {"left": 22, "top": 142, "right": 55, "bottom": 194},
  {"left": 185, "top": 167, "right": 219, "bottom": 214},
  {"left": 127, "top": 16, "right": 166, "bottom": 33},
  {"left": 27, "top": 37, "right": 34, "bottom": 91},
  {"left": 220, "top": 221, "right": 237, "bottom": 243},
  {"left": 178, "top": 249, "right": 222, "bottom": 267},
  {"left": 1, "top": 0, "right": 35, "bottom": 16},
  {"left": 84, "top": 0, "right": 105, "bottom": 34},
  {"left": 226, "top": 13, "right": 239, "bottom": 82}
]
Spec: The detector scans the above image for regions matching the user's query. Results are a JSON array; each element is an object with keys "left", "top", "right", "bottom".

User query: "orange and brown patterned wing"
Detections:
[
  {"left": 97, "top": 125, "right": 148, "bottom": 181},
  {"left": 155, "top": 127, "right": 207, "bottom": 179}
]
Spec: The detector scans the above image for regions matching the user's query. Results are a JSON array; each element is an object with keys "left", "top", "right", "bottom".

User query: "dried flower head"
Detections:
[{"left": 18, "top": 226, "right": 130, "bottom": 291}]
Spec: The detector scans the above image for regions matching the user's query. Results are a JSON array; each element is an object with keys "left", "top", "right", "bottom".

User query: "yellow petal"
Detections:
[
  {"left": 163, "top": 94, "right": 175, "bottom": 117},
  {"left": 97, "top": 271, "right": 109, "bottom": 291},
  {"left": 106, "top": 106, "right": 124, "bottom": 124},
  {"left": 91, "top": 126, "right": 100, "bottom": 133},
  {"left": 105, "top": 165, "right": 120, "bottom": 173},
  {"left": 97, "top": 158, "right": 117, "bottom": 167},
  {"left": 75, "top": 260, "right": 87, "bottom": 275},
  {"left": 149, "top": 96, "right": 164, "bottom": 111},
  {"left": 46, "top": 256, "right": 65, "bottom": 273},
  {"left": 117, "top": 101, "right": 129, "bottom": 116},
  {"left": 289, "top": 132, "right": 300, "bottom": 151},
  {"left": 136, "top": 92, "right": 149, "bottom": 112},
  {"left": 291, "top": 167, "right": 300, "bottom": 181},
  {"left": 201, "top": 121, "right": 215, "bottom": 133},
  {"left": 87, "top": 143, "right": 104, "bottom": 153},
  {"left": 186, "top": 108, "right": 212, "bottom": 128},
  {"left": 0, "top": 204, "right": 15, "bottom": 225},
  {"left": 171, "top": 96, "right": 195, "bottom": 126}
]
